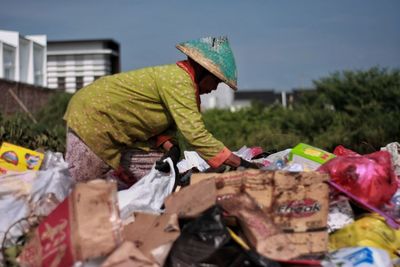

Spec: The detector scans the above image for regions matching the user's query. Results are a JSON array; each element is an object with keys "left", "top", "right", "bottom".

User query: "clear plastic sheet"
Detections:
[{"left": 0, "top": 153, "right": 73, "bottom": 248}]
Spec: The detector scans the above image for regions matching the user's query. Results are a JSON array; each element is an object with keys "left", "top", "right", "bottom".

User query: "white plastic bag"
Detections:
[
  {"left": 381, "top": 142, "right": 400, "bottom": 177},
  {"left": 118, "top": 158, "right": 175, "bottom": 220},
  {"left": 321, "top": 246, "right": 393, "bottom": 267},
  {"left": 177, "top": 151, "right": 210, "bottom": 173},
  {"left": 0, "top": 154, "right": 73, "bottom": 246}
]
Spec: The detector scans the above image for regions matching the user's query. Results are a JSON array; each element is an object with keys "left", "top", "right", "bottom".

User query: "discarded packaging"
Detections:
[
  {"left": 123, "top": 212, "right": 180, "bottom": 266},
  {"left": 0, "top": 156, "right": 73, "bottom": 248},
  {"left": 0, "top": 142, "right": 44, "bottom": 172},
  {"left": 18, "top": 180, "right": 123, "bottom": 267},
  {"left": 118, "top": 158, "right": 175, "bottom": 220},
  {"left": 319, "top": 149, "right": 398, "bottom": 209},
  {"left": 327, "top": 196, "right": 355, "bottom": 233},
  {"left": 329, "top": 213, "right": 400, "bottom": 259},
  {"left": 164, "top": 178, "right": 216, "bottom": 218},
  {"left": 288, "top": 143, "right": 335, "bottom": 171},
  {"left": 321, "top": 246, "right": 393, "bottom": 267},
  {"left": 101, "top": 241, "right": 157, "bottom": 267},
  {"left": 218, "top": 193, "right": 301, "bottom": 260},
  {"left": 166, "top": 205, "right": 281, "bottom": 267},
  {"left": 192, "top": 170, "right": 330, "bottom": 232},
  {"left": 191, "top": 170, "right": 330, "bottom": 260},
  {"left": 381, "top": 142, "right": 400, "bottom": 177},
  {"left": 177, "top": 151, "right": 210, "bottom": 173}
]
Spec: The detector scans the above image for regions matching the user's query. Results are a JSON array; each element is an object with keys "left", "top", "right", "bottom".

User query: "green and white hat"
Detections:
[{"left": 176, "top": 36, "right": 238, "bottom": 90}]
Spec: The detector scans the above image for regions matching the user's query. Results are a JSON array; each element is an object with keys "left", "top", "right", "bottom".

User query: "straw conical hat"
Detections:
[{"left": 176, "top": 36, "right": 238, "bottom": 90}]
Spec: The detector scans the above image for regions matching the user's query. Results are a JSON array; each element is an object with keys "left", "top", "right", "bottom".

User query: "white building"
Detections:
[
  {"left": 200, "top": 83, "right": 234, "bottom": 110},
  {"left": 47, "top": 39, "right": 120, "bottom": 93},
  {"left": 0, "top": 30, "right": 47, "bottom": 86}
]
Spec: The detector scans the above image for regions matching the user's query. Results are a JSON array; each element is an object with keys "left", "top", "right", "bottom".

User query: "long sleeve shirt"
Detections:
[{"left": 63, "top": 61, "right": 231, "bottom": 169}]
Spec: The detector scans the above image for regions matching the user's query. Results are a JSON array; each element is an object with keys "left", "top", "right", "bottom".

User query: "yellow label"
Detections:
[
  {"left": 304, "top": 148, "right": 323, "bottom": 157},
  {"left": 0, "top": 142, "right": 44, "bottom": 171}
]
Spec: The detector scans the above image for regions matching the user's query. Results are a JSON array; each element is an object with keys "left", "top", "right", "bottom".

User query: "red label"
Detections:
[
  {"left": 37, "top": 197, "right": 74, "bottom": 267},
  {"left": 276, "top": 199, "right": 321, "bottom": 218}
]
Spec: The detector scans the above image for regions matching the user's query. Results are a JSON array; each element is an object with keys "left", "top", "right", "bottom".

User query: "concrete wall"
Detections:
[{"left": 0, "top": 78, "right": 62, "bottom": 116}]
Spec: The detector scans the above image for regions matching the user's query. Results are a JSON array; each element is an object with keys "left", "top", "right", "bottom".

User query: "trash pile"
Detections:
[{"left": 1, "top": 141, "right": 400, "bottom": 267}]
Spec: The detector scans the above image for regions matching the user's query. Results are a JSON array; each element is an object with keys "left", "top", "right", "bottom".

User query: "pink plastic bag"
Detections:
[
  {"left": 333, "top": 145, "right": 361, "bottom": 157},
  {"left": 318, "top": 149, "right": 398, "bottom": 208}
]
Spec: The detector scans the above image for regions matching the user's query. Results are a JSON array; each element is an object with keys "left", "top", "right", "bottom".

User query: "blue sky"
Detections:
[{"left": 1, "top": 0, "right": 399, "bottom": 91}]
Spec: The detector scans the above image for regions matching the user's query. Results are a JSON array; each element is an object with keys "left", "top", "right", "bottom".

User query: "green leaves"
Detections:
[
  {"left": 1, "top": 67, "right": 399, "bottom": 155},
  {"left": 203, "top": 67, "right": 400, "bottom": 154},
  {"left": 0, "top": 92, "right": 72, "bottom": 152}
]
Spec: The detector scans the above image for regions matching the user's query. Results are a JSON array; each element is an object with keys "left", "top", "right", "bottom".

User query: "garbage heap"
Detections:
[{"left": 0, "top": 141, "right": 400, "bottom": 267}]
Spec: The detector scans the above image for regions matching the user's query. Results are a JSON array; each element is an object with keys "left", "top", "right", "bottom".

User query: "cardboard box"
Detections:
[
  {"left": 164, "top": 178, "right": 217, "bottom": 218},
  {"left": 123, "top": 212, "right": 180, "bottom": 266},
  {"left": 191, "top": 169, "right": 274, "bottom": 210},
  {"left": 191, "top": 170, "right": 330, "bottom": 259},
  {"left": 288, "top": 143, "right": 335, "bottom": 170},
  {"left": 101, "top": 241, "right": 157, "bottom": 267},
  {"left": 218, "top": 193, "right": 301, "bottom": 260},
  {"left": 0, "top": 142, "right": 44, "bottom": 172},
  {"left": 272, "top": 171, "right": 329, "bottom": 232},
  {"left": 18, "top": 180, "right": 123, "bottom": 267}
]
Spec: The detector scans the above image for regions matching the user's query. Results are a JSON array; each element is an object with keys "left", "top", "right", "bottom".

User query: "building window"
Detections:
[
  {"left": 56, "top": 55, "right": 66, "bottom": 66},
  {"left": 3, "top": 45, "right": 16, "bottom": 80},
  {"left": 33, "top": 44, "right": 44, "bottom": 86},
  {"left": 94, "top": 75, "right": 102, "bottom": 81},
  {"left": 57, "top": 77, "right": 66, "bottom": 89},
  {"left": 76, "top": 76, "right": 84, "bottom": 89},
  {"left": 56, "top": 55, "right": 66, "bottom": 61}
]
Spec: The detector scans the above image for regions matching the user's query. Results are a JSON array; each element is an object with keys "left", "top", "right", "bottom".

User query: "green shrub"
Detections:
[
  {"left": 0, "top": 92, "right": 72, "bottom": 153},
  {"left": 203, "top": 67, "right": 400, "bottom": 154},
  {"left": 1, "top": 67, "right": 399, "bottom": 155}
]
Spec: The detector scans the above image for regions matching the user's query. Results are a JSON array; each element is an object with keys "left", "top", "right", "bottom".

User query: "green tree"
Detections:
[
  {"left": 312, "top": 67, "right": 400, "bottom": 152},
  {"left": 202, "top": 67, "right": 400, "bottom": 154}
]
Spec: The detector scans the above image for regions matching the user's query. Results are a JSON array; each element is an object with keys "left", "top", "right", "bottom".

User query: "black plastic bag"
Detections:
[{"left": 166, "top": 205, "right": 280, "bottom": 267}]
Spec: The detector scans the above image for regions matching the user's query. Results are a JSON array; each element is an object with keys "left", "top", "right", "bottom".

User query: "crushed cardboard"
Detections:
[
  {"left": 18, "top": 180, "right": 122, "bottom": 267},
  {"left": 123, "top": 212, "right": 180, "bottom": 266},
  {"left": 191, "top": 169, "right": 330, "bottom": 260},
  {"left": 164, "top": 178, "right": 216, "bottom": 218}
]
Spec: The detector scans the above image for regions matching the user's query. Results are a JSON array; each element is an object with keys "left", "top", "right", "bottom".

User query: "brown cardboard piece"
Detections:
[
  {"left": 191, "top": 170, "right": 274, "bottom": 209},
  {"left": 218, "top": 193, "right": 301, "bottom": 260},
  {"left": 272, "top": 171, "right": 329, "bottom": 232},
  {"left": 191, "top": 170, "right": 329, "bottom": 231},
  {"left": 101, "top": 241, "right": 157, "bottom": 267},
  {"left": 18, "top": 180, "right": 123, "bottom": 267},
  {"left": 191, "top": 170, "right": 329, "bottom": 260},
  {"left": 164, "top": 178, "right": 217, "bottom": 218},
  {"left": 123, "top": 212, "right": 180, "bottom": 266}
]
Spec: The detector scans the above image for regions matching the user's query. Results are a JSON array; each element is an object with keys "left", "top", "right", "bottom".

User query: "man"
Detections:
[{"left": 64, "top": 36, "right": 257, "bottom": 189}]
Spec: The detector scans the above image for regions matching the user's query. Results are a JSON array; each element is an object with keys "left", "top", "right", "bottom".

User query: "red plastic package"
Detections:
[
  {"left": 333, "top": 145, "right": 360, "bottom": 157},
  {"left": 318, "top": 149, "right": 397, "bottom": 208}
]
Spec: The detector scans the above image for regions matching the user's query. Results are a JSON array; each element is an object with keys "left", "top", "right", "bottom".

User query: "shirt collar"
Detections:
[{"left": 176, "top": 60, "right": 201, "bottom": 111}]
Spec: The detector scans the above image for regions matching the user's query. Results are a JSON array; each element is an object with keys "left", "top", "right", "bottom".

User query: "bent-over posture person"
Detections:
[{"left": 64, "top": 36, "right": 258, "bottom": 189}]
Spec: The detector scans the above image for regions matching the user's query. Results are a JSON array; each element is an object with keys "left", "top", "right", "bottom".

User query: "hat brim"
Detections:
[{"left": 177, "top": 45, "right": 238, "bottom": 90}]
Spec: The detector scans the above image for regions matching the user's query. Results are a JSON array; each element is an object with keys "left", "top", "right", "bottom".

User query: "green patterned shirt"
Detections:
[{"left": 64, "top": 62, "right": 230, "bottom": 169}]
